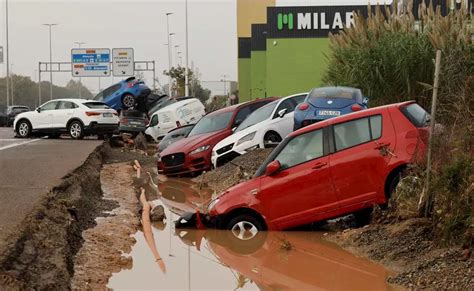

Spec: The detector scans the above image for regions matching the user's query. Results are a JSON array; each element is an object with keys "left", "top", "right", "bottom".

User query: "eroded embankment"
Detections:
[
  {"left": 71, "top": 163, "right": 140, "bottom": 291},
  {"left": 0, "top": 145, "right": 116, "bottom": 290}
]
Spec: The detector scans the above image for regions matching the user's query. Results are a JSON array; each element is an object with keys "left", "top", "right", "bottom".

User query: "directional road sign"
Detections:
[{"left": 71, "top": 48, "right": 111, "bottom": 77}]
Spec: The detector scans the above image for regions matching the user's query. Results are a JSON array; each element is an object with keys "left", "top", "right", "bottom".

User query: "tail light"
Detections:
[
  {"left": 298, "top": 103, "right": 309, "bottom": 111},
  {"left": 85, "top": 112, "right": 101, "bottom": 116},
  {"left": 176, "top": 121, "right": 181, "bottom": 127},
  {"left": 351, "top": 104, "right": 362, "bottom": 111},
  {"left": 113, "top": 112, "right": 118, "bottom": 116},
  {"left": 127, "top": 81, "right": 137, "bottom": 88},
  {"left": 120, "top": 118, "right": 129, "bottom": 124}
]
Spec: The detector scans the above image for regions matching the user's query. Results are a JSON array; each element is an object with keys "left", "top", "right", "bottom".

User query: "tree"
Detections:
[{"left": 163, "top": 66, "right": 210, "bottom": 103}]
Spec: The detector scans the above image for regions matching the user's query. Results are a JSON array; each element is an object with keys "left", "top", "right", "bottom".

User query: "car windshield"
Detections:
[
  {"left": 149, "top": 98, "right": 176, "bottom": 114},
  {"left": 122, "top": 110, "right": 146, "bottom": 118},
  {"left": 236, "top": 102, "right": 277, "bottom": 132},
  {"left": 83, "top": 102, "right": 110, "bottom": 109},
  {"left": 188, "top": 111, "right": 233, "bottom": 137},
  {"left": 158, "top": 125, "right": 194, "bottom": 151},
  {"left": 401, "top": 103, "right": 430, "bottom": 127}
]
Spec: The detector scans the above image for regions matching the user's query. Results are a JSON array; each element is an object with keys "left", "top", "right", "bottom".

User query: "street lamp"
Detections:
[
  {"left": 166, "top": 12, "right": 173, "bottom": 98},
  {"left": 185, "top": 0, "right": 190, "bottom": 96},
  {"left": 221, "top": 74, "right": 228, "bottom": 97},
  {"left": 74, "top": 42, "right": 85, "bottom": 98},
  {"left": 43, "top": 23, "right": 58, "bottom": 100},
  {"left": 5, "top": 0, "right": 10, "bottom": 107},
  {"left": 10, "top": 64, "right": 14, "bottom": 103}
]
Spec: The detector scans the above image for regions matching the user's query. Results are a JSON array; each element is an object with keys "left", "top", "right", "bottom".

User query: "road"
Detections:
[{"left": 0, "top": 127, "right": 101, "bottom": 253}]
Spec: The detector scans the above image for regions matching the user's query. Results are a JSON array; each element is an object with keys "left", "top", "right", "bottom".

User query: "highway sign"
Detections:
[
  {"left": 0, "top": 46, "right": 3, "bottom": 64},
  {"left": 71, "top": 48, "right": 111, "bottom": 77},
  {"left": 112, "top": 48, "right": 134, "bottom": 76}
]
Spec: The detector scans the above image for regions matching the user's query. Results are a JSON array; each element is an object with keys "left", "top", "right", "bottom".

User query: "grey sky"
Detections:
[{"left": 0, "top": 0, "right": 237, "bottom": 94}]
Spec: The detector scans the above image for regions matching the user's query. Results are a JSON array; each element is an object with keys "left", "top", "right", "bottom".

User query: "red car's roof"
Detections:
[{"left": 290, "top": 100, "right": 416, "bottom": 137}]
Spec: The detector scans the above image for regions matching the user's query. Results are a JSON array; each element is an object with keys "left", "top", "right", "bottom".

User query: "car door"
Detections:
[
  {"left": 258, "top": 127, "right": 338, "bottom": 229},
  {"left": 32, "top": 101, "right": 59, "bottom": 129},
  {"left": 53, "top": 101, "right": 77, "bottom": 128},
  {"left": 270, "top": 98, "right": 298, "bottom": 137},
  {"left": 329, "top": 112, "right": 395, "bottom": 211}
]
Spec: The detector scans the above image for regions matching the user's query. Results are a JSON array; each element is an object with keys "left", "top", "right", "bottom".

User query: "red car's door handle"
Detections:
[
  {"left": 374, "top": 142, "right": 391, "bottom": 150},
  {"left": 312, "top": 162, "right": 327, "bottom": 169}
]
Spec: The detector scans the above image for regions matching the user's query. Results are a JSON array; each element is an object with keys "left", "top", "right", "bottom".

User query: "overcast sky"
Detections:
[{"left": 0, "top": 0, "right": 238, "bottom": 94}]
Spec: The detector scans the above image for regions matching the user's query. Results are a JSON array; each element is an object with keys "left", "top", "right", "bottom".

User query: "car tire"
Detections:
[
  {"left": 263, "top": 132, "right": 282, "bottom": 148},
  {"left": 68, "top": 121, "right": 84, "bottom": 140},
  {"left": 16, "top": 120, "right": 32, "bottom": 138},
  {"left": 225, "top": 214, "right": 267, "bottom": 254},
  {"left": 122, "top": 94, "right": 136, "bottom": 109}
]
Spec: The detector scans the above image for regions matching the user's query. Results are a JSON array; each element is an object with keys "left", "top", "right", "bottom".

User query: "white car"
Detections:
[
  {"left": 145, "top": 98, "right": 205, "bottom": 142},
  {"left": 211, "top": 93, "right": 307, "bottom": 168},
  {"left": 14, "top": 99, "right": 119, "bottom": 139}
]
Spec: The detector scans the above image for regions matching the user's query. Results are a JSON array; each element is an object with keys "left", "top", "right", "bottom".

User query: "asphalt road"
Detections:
[{"left": 0, "top": 127, "right": 101, "bottom": 253}]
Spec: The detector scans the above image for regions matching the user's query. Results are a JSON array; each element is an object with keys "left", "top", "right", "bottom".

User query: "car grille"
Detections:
[
  {"left": 216, "top": 143, "right": 234, "bottom": 155},
  {"left": 217, "top": 151, "right": 240, "bottom": 167},
  {"left": 161, "top": 153, "right": 185, "bottom": 167}
]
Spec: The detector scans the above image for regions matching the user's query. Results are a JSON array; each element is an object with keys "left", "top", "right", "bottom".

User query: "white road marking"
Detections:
[{"left": 0, "top": 139, "right": 41, "bottom": 151}]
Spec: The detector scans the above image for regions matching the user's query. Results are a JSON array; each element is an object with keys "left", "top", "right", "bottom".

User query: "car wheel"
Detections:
[
  {"left": 17, "top": 120, "right": 32, "bottom": 138},
  {"left": 122, "top": 94, "right": 136, "bottom": 109},
  {"left": 225, "top": 214, "right": 267, "bottom": 254},
  {"left": 263, "top": 132, "right": 282, "bottom": 148},
  {"left": 68, "top": 121, "right": 84, "bottom": 140}
]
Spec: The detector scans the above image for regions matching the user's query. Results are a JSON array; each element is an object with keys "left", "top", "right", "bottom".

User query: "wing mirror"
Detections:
[
  {"left": 278, "top": 108, "right": 288, "bottom": 118},
  {"left": 232, "top": 127, "right": 237, "bottom": 132},
  {"left": 36, "top": 108, "right": 41, "bottom": 113},
  {"left": 265, "top": 160, "right": 281, "bottom": 176}
]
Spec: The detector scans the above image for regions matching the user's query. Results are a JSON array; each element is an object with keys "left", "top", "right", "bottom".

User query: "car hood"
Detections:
[
  {"left": 214, "top": 121, "right": 267, "bottom": 151},
  {"left": 160, "top": 130, "right": 227, "bottom": 156}
]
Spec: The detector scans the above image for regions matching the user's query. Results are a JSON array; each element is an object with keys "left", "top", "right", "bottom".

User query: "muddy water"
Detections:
[{"left": 108, "top": 178, "right": 395, "bottom": 290}]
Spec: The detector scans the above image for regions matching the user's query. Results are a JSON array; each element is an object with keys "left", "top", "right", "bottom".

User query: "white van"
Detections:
[{"left": 145, "top": 98, "right": 205, "bottom": 142}]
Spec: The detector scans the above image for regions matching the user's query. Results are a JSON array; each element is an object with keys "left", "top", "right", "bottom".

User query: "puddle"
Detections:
[{"left": 108, "top": 177, "right": 396, "bottom": 290}]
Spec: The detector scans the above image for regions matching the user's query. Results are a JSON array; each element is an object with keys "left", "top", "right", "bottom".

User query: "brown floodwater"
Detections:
[{"left": 108, "top": 178, "right": 396, "bottom": 290}]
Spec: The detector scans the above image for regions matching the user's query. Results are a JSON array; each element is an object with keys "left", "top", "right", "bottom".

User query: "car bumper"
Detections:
[
  {"left": 118, "top": 125, "right": 146, "bottom": 133},
  {"left": 84, "top": 122, "right": 119, "bottom": 134},
  {"left": 157, "top": 150, "right": 212, "bottom": 176},
  {"left": 212, "top": 143, "right": 261, "bottom": 168}
]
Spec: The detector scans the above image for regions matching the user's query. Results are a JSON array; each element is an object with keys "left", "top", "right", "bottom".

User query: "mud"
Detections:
[
  {"left": 71, "top": 163, "right": 140, "bottom": 291},
  {"left": 197, "top": 148, "right": 272, "bottom": 194},
  {"left": 0, "top": 146, "right": 116, "bottom": 290},
  {"left": 326, "top": 218, "right": 473, "bottom": 289}
]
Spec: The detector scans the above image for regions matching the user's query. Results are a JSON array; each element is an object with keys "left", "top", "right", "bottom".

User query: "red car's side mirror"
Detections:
[{"left": 265, "top": 160, "right": 281, "bottom": 176}]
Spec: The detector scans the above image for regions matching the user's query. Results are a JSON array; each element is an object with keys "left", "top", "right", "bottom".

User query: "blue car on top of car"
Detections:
[
  {"left": 93, "top": 77, "right": 151, "bottom": 111},
  {"left": 293, "top": 86, "right": 368, "bottom": 130}
]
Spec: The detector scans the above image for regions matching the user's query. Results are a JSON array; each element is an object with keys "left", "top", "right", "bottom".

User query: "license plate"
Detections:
[
  {"left": 318, "top": 110, "right": 341, "bottom": 116},
  {"left": 130, "top": 121, "right": 142, "bottom": 125},
  {"left": 103, "top": 113, "right": 113, "bottom": 117}
]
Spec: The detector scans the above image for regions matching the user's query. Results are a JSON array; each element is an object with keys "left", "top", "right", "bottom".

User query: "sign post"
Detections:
[
  {"left": 0, "top": 46, "right": 3, "bottom": 64},
  {"left": 71, "top": 48, "right": 111, "bottom": 77},
  {"left": 112, "top": 48, "right": 134, "bottom": 76}
]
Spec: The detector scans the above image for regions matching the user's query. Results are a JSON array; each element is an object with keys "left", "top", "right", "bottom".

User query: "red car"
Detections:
[
  {"left": 158, "top": 98, "right": 276, "bottom": 176},
  {"left": 204, "top": 101, "right": 429, "bottom": 234}
]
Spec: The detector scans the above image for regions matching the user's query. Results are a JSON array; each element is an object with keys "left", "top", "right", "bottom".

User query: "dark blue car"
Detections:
[
  {"left": 93, "top": 77, "right": 151, "bottom": 111},
  {"left": 293, "top": 86, "right": 368, "bottom": 130}
]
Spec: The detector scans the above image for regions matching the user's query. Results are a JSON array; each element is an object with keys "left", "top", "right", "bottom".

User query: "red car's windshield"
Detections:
[{"left": 188, "top": 111, "right": 233, "bottom": 137}]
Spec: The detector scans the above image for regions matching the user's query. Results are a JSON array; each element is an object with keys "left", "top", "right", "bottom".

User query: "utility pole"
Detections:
[
  {"left": 166, "top": 12, "right": 173, "bottom": 98},
  {"left": 221, "top": 75, "right": 228, "bottom": 97},
  {"left": 5, "top": 0, "right": 10, "bottom": 107},
  {"left": 174, "top": 45, "right": 180, "bottom": 66},
  {"left": 185, "top": 0, "right": 190, "bottom": 96},
  {"left": 74, "top": 42, "right": 85, "bottom": 98},
  {"left": 43, "top": 23, "right": 58, "bottom": 100},
  {"left": 10, "top": 64, "right": 14, "bottom": 103}
]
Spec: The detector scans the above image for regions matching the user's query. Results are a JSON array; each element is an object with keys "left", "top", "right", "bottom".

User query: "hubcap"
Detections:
[
  {"left": 70, "top": 123, "right": 81, "bottom": 138},
  {"left": 123, "top": 95, "right": 135, "bottom": 108},
  {"left": 231, "top": 221, "right": 258, "bottom": 240},
  {"left": 19, "top": 123, "right": 28, "bottom": 136},
  {"left": 264, "top": 135, "right": 280, "bottom": 147}
]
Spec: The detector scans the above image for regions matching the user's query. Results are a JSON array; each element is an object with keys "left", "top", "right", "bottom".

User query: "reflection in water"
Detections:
[{"left": 109, "top": 178, "right": 393, "bottom": 290}]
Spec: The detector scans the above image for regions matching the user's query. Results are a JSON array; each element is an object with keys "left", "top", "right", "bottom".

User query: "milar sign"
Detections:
[
  {"left": 267, "top": 5, "right": 371, "bottom": 38},
  {"left": 278, "top": 11, "right": 355, "bottom": 30}
]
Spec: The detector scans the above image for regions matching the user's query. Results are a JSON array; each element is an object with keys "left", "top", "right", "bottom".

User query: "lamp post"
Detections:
[
  {"left": 174, "top": 45, "right": 180, "bottom": 67},
  {"left": 166, "top": 12, "right": 173, "bottom": 98},
  {"left": 221, "top": 74, "right": 228, "bottom": 97},
  {"left": 184, "top": 0, "right": 190, "bottom": 96},
  {"left": 43, "top": 23, "right": 58, "bottom": 100},
  {"left": 5, "top": 0, "right": 10, "bottom": 107},
  {"left": 74, "top": 42, "right": 85, "bottom": 98}
]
